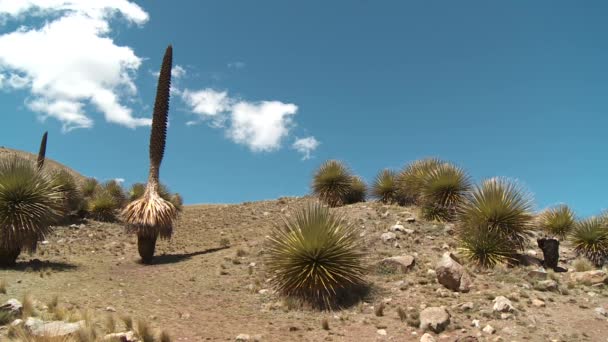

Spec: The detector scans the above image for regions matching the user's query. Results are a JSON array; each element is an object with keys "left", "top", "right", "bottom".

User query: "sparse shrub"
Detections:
[
  {"left": 406, "top": 310, "right": 420, "bottom": 328},
  {"left": 458, "top": 177, "right": 534, "bottom": 251},
  {"left": 312, "top": 160, "right": 353, "bottom": 207},
  {"left": 22, "top": 293, "right": 34, "bottom": 318},
  {"left": 121, "top": 45, "right": 179, "bottom": 264},
  {"left": 396, "top": 158, "right": 443, "bottom": 205},
  {"left": 219, "top": 238, "right": 230, "bottom": 248},
  {"left": 344, "top": 176, "right": 366, "bottom": 204},
  {"left": 266, "top": 203, "right": 366, "bottom": 309},
  {"left": 371, "top": 169, "right": 399, "bottom": 204},
  {"left": 81, "top": 178, "right": 99, "bottom": 198},
  {"left": 321, "top": 318, "right": 330, "bottom": 330},
  {"left": 0, "top": 157, "right": 63, "bottom": 266},
  {"left": 374, "top": 302, "right": 384, "bottom": 316},
  {"left": 570, "top": 216, "right": 608, "bottom": 267},
  {"left": 419, "top": 162, "right": 471, "bottom": 222},
  {"left": 169, "top": 193, "right": 183, "bottom": 212},
  {"left": 458, "top": 225, "right": 515, "bottom": 268},
  {"left": 572, "top": 257, "right": 595, "bottom": 272},
  {"left": 397, "top": 307, "right": 407, "bottom": 321},
  {"left": 104, "top": 313, "right": 117, "bottom": 333},
  {"left": 160, "top": 330, "right": 172, "bottom": 342},
  {"left": 87, "top": 190, "right": 121, "bottom": 222},
  {"left": 137, "top": 319, "right": 155, "bottom": 342},
  {"left": 538, "top": 205, "right": 576, "bottom": 240},
  {"left": 51, "top": 170, "right": 85, "bottom": 219},
  {"left": 121, "top": 315, "right": 133, "bottom": 330},
  {"left": 128, "top": 183, "right": 146, "bottom": 202},
  {"left": 0, "top": 310, "right": 13, "bottom": 324}
]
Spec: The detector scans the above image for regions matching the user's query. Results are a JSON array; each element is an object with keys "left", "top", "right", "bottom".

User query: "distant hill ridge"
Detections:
[{"left": 0, "top": 146, "right": 86, "bottom": 183}]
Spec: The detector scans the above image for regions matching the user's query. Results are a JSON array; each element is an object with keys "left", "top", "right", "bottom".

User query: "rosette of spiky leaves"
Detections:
[
  {"left": 37, "top": 131, "right": 48, "bottom": 171},
  {"left": 50, "top": 169, "right": 84, "bottom": 216},
  {"left": 458, "top": 178, "right": 534, "bottom": 250},
  {"left": 371, "top": 169, "right": 399, "bottom": 204},
  {"left": 538, "top": 205, "right": 575, "bottom": 240},
  {"left": 87, "top": 190, "right": 121, "bottom": 222},
  {"left": 396, "top": 158, "right": 443, "bottom": 205},
  {"left": 458, "top": 225, "right": 515, "bottom": 268},
  {"left": 170, "top": 193, "right": 183, "bottom": 212},
  {"left": 121, "top": 45, "right": 178, "bottom": 240},
  {"left": 344, "top": 176, "right": 367, "bottom": 205},
  {"left": 266, "top": 203, "right": 366, "bottom": 309},
  {"left": 419, "top": 163, "right": 471, "bottom": 222},
  {"left": 81, "top": 178, "right": 99, "bottom": 198},
  {"left": 570, "top": 217, "right": 608, "bottom": 267},
  {"left": 101, "top": 180, "right": 126, "bottom": 207},
  {"left": 0, "top": 157, "right": 63, "bottom": 255},
  {"left": 312, "top": 160, "right": 353, "bottom": 207}
]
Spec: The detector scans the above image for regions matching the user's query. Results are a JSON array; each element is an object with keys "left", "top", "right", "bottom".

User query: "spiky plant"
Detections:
[
  {"left": 458, "top": 177, "right": 534, "bottom": 250},
  {"left": 344, "top": 176, "right": 367, "bottom": 205},
  {"left": 128, "top": 183, "right": 147, "bottom": 202},
  {"left": 50, "top": 170, "right": 84, "bottom": 219},
  {"left": 570, "top": 216, "right": 608, "bottom": 267},
  {"left": 419, "top": 163, "right": 471, "bottom": 222},
  {"left": 371, "top": 169, "right": 399, "bottom": 204},
  {"left": 81, "top": 178, "right": 99, "bottom": 198},
  {"left": 458, "top": 226, "right": 515, "bottom": 268},
  {"left": 0, "top": 157, "right": 63, "bottom": 266},
  {"left": 312, "top": 160, "right": 353, "bottom": 207},
  {"left": 266, "top": 203, "right": 366, "bottom": 309},
  {"left": 129, "top": 182, "right": 183, "bottom": 212},
  {"left": 396, "top": 158, "right": 443, "bottom": 205},
  {"left": 538, "top": 205, "right": 576, "bottom": 240},
  {"left": 87, "top": 190, "right": 121, "bottom": 222},
  {"left": 101, "top": 180, "right": 126, "bottom": 207},
  {"left": 170, "top": 193, "right": 183, "bottom": 212},
  {"left": 121, "top": 45, "right": 178, "bottom": 264},
  {"left": 37, "top": 131, "right": 47, "bottom": 171}
]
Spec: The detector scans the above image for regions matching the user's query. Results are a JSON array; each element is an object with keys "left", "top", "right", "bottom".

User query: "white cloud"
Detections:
[
  {"left": 227, "top": 61, "right": 245, "bottom": 69},
  {"left": 229, "top": 101, "right": 297, "bottom": 152},
  {"left": 0, "top": 0, "right": 150, "bottom": 131},
  {"left": 181, "top": 88, "right": 302, "bottom": 153},
  {"left": 114, "top": 177, "right": 125, "bottom": 184},
  {"left": 171, "top": 65, "right": 186, "bottom": 78},
  {"left": 292, "top": 136, "right": 320, "bottom": 160}
]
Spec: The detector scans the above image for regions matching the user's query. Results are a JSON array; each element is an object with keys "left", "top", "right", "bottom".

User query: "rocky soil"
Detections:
[{"left": 1, "top": 197, "right": 607, "bottom": 341}]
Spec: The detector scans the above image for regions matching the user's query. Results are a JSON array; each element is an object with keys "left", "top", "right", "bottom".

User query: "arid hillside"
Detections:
[{"left": 0, "top": 196, "right": 607, "bottom": 341}]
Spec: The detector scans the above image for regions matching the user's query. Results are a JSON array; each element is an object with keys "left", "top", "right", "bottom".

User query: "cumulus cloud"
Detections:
[
  {"left": 0, "top": 0, "right": 150, "bottom": 131},
  {"left": 114, "top": 177, "right": 125, "bottom": 184},
  {"left": 292, "top": 136, "right": 320, "bottom": 160},
  {"left": 181, "top": 89, "right": 301, "bottom": 152},
  {"left": 227, "top": 61, "right": 245, "bottom": 69}
]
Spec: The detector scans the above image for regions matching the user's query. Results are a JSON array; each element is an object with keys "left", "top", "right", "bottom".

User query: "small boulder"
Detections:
[
  {"left": 378, "top": 255, "right": 416, "bottom": 273},
  {"left": 527, "top": 270, "right": 548, "bottom": 280},
  {"left": 532, "top": 299, "right": 545, "bottom": 308},
  {"left": 420, "top": 333, "right": 436, "bottom": 342},
  {"left": 419, "top": 307, "right": 450, "bottom": 333},
  {"left": 381, "top": 232, "right": 397, "bottom": 243},
  {"left": 25, "top": 317, "right": 85, "bottom": 336},
  {"left": 435, "top": 252, "right": 472, "bottom": 292},
  {"left": 492, "top": 296, "right": 514, "bottom": 313},
  {"left": 569, "top": 270, "right": 608, "bottom": 285},
  {"left": 535, "top": 279, "right": 558, "bottom": 292},
  {"left": 236, "top": 334, "right": 251, "bottom": 342},
  {"left": 377, "top": 329, "right": 387, "bottom": 336},
  {"left": 482, "top": 325, "right": 496, "bottom": 334},
  {"left": 0, "top": 299, "right": 23, "bottom": 316},
  {"left": 103, "top": 331, "right": 137, "bottom": 342},
  {"left": 405, "top": 217, "right": 416, "bottom": 223},
  {"left": 390, "top": 222, "right": 405, "bottom": 232}
]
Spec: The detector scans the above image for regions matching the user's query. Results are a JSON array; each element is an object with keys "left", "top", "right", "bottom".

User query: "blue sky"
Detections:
[{"left": 0, "top": 1, "right": 607, "bottom": 217}]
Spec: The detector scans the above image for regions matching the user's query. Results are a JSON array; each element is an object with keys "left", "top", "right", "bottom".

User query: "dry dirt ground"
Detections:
[{"left": 1, "top": 197, "right": 608, "bottom": 341}]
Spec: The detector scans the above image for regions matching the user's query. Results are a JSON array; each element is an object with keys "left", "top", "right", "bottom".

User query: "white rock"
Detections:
[
  {"left": 236, "top": 334, "right": 251, "bottom": 341},
  {"left": 405, "top": 217, "right": 416, "bottom": 223},
  {"left": 595, "top": 307, "right": 608, "bottom": 317},
  {"left": 569, "top": 270, "right": 607, "bottom": 285},
  {"left": 258, "top": 289, "right": 270, "bottom": 295},
  {"left": 419, "top": 307, "right": 450, "bottom": 333},
  {"left": 471, "top": 319, "right": 480, "bottom": 328},
  {"left": 380, "top": 232, "right": 397, "bottom": 243},
  {"left": 0, "top": 299, "right": 23, "bottom": 315},
  {"left": 390, "top": 222, "right": 405, "bottom": 232},
  {"left": 25, "top": 318, "right": 85, "bottom": 337},
  {"left": 420, "top": 333, "right": 436, "bottom": 342},
  {"left": 483, "top": 325, "right": 496, "bottom": 334},
  {"left": 377, "top": 329, "right": 387, "bottom": 336},
  {"left": 103, "top": 331, "right": 136, "bottom": 341},
  {"left": 532, "top": 299, "right": 545, "bottom": 308},
  {"left": 493, "top": 296, "right": 514, "bottom": 313}
]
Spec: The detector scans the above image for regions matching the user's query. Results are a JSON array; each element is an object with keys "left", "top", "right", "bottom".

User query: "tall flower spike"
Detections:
[{"left": 37, "top": 131, "right": 48, "bottom": 171}]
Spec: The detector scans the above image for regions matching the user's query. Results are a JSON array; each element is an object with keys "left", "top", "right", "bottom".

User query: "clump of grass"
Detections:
[
  {"left": 137, "top": 319, "right": 155, "bottom": 342},
  {"left": 570, "top": 216, "right": 608, "bottom": 267},
  {"left": 397, "top": 307, "right": 407, "bottom": 322},
  {"left": 312, "top": 160, "right": 354, "bottom": 207},
  {"left": 87, "top": 190, "right": 121, "bottom": 222},
  {"left": 572, "top": 257, "right": 595, "bottom": 272},
  {"left": 321, "top": 318, "right": 330, "bottom": 330},
  {"left": 22, "top": 293, "right": 34, "bottom": 318},
  {"left": 406, "top": 310, "right": 420, "bottom": 328},
  {"left": 371, "top": 169, "right": 399, "bottom": 204},
  {"left": 0, "top": 310, "right": 13, "bottom": 325},
  {"left": 0, "top": 279, "right": 6, "bottom": 294},
  {"left": 266, "top": 203, "right": 366, "bottom": 309},
  {"left": 374, "top": 302, "right": 384, "bottom": 317},
  {"left": 160, "top": 330, "right": 172, "bottom": 342},
  {"left": 121, "top": 315, "right": 133, "bottom": 330},
  {"left": 0, "top": 157, "right": 64, "bottom": 266},
  {"left": 538, "top": 205, "right": 576, "bottom": 240},
  {"left": 50, "top": 170, "right": 84, "bottom": 219},
  {"left": 81, "top": 178, "right": 99, "bottom": 198},
  {"left": 104, "top": 313, "right": 117, "bottom": 333},
  {"left": 419, "top": 162, "right": 471, "bottom": 222},
  {"left": 344, "top": 176, "right": 367, "bottom": 205},
  {"left": 219, "top": 238, "right": 230, "bottom": 248}
]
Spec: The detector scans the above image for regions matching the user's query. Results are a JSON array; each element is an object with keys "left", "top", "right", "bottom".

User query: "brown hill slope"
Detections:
[{"left": 0, "top": 146, "right": 85, "bottom": 182}]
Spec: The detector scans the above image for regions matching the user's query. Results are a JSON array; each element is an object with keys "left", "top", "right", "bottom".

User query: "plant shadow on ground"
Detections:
[
  {"left": 141, "top": 246, "right": 230, "bottom": 266},
  {"left": 6, "top": 259, "right": 78, "bottom": 272}
]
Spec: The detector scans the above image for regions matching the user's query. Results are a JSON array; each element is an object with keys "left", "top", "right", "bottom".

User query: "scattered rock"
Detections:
[
  {"left": 527, "top": 270, "right": 548, "bottom": 280},
  {"left": 390, "top": 222, "right": 405, "bottom": 232},
  {"left": 483, "top": 325, "right": 496, "bottom": 334},
  {"left": 532, "top": 299, "right": 546, "bottom": 308},
  {"left": 10, "top": 319, "right": 23, "bottom": 327},
  {"left": 380, "top": 232, "right": 397, "bottom": 243},
  {"left": 419, "top": 307, "right": 450, "bottom": 333},
  {"left": 535, "top": 280, "right": 558, "bottom": 292},
  {"left": 377, "top": 329, "right": 387, "bottom": 336},
  {"left": 455, "top": 337, "right": 479, "bottom": 342},
  {"left": 471, "top": 319, "right": 480, "bottom": 328},
  {"left": 405, "top": 217, "right": 416, "bottom": 223},
  {"left": 25, "top": 317, "right": 85, "bottom": 337},
  {"left": 458, "top": 302, "right": 474, "bottom": 311},
  {"left": 105, "top": 306, "right": 116, "bottom": 312},
  {"left": 435, "top": 252, "right": 472, "bottom": 292},
  {"left": 492, "top": 296, "right": 514, "bottom": 313},
  {"left": 569, "top": 270, "right": 608, "bottom": 285},
  {"left": 103, "top": 331, "right": 136, "bottom": 342},
  {"left": 236, "top": 334, "right": 251, "bottom": 341},
  {"left": 595, "top": 307, "right": 608, "bottom": 317},
  {"left": 378, "top": 255, "right": 416, "bottom": 273},
  {"left": 0, "top": 299, "right": 23, "bottom": 316},
  {"left": 420, "top": 333, "right": 436, "bottom": 342},
  {"left": 443, "top": 223, "right": 455, "bottom": 235}
]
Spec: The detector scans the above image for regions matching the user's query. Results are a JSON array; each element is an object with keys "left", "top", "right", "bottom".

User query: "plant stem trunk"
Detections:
[
  {"left": 0, "top": 246, "right": 21, "bottom": 267},
  {"left": 138, "top": 234, "right": 158, "bottom": 264}
]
